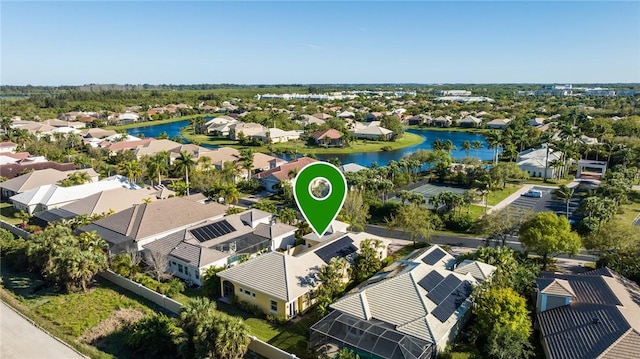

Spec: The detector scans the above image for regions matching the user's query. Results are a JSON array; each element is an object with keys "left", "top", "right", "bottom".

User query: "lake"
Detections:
[{"left": 126, "top": 120, "right": 497, "bottom": 167}]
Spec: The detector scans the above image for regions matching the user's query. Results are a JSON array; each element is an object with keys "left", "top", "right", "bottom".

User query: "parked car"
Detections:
[{"left": 522, "top": 189, "right": 543, "bottom": 198}]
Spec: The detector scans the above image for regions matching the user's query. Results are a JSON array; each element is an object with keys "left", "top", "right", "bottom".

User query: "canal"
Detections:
[{"left": 126, "top": 120, "right": 497, "bottom": 167}]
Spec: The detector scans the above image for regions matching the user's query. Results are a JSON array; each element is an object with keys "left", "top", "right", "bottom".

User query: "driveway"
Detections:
[
  {"left": 504, "top": 185, "right": 584, "bottom": 223},
  {"left": 0, "top": 302, "right": 85, "bottom": 359}
]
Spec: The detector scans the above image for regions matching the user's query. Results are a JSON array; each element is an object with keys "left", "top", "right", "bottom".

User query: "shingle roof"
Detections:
[
  {"left": 0, "top": 168, "right": 97, "bottom": 192},
  {"left": 253, "top": 222, "right": 296, "bottom": 239},
  {"left": 454, "top": 260, "right": 497, "bottom": 281}
]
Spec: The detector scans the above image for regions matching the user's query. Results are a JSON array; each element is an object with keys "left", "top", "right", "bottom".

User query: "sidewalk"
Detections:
[{"left": 486, "top": 184, "right": 534, "bottom": 214}]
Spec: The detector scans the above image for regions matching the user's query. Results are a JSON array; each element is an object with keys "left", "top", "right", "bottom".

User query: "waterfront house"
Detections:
[
  {"left": 254, "top": 156, "right": 317, "bottom": 192},
  {"left": 250, "top": 128, "right": 301, "bottom": 144},
  {"left": 312, "top": 129, "right": 345, "bottom": 147},
  {"left": 457, "top": 116, "right": 482, "bottom": 128},
  {"left": 433, "top": 116, "right": 453, "bottom": 128},
  {"left": 516, "top": 145, "right": 563, "bottom": 178},
  {"left": 350, "top": 125, "right": 393, "bottom": 140},
  {"left": 486, "top": 118, "right": 511, "bottom": 130},
  {"left": 229, "top": 122, "right": 267, "bottom": 140}
]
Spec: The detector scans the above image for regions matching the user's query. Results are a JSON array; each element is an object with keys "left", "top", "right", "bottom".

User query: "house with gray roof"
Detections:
[
  {"left": 310, "top": 245, "right": 496, "bottom": 358},
  {"left": 535, "top": 268, "right": 640, "bottom": 359},
  {"left": 218, "top": 231, "right": 392, "bottom": 320},
  {"left": 77, "top": 196, "right": 228, "bottom": 253},
  {"left": 142, "top": 209, "right": 296, "bottom": 286}
]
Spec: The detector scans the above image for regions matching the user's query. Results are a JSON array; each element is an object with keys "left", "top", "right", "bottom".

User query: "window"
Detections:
[
  {"left": 178, "top": 264, "right": 183, "bottom": 273},
  {"left": 171, "top": 261, "right": 176, "bottom": 265},
  {"left": 252, "top": 293, "right": 256, "bottom": 298},
  {"left": 270, "top": 300, "right": 278, "bottom": 313},
  {"left": 195, "top": 272, "right": 199, "bottom": 280},
  {"left": 244, "top": 289, "right": 251, "bottom": 296}
]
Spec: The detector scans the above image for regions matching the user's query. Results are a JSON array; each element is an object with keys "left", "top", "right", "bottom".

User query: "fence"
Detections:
[
  {"left": 1, "top": 220, "right": 31, "bottom": 239},
  {"left": 99, "top": 270, "right": 298, "bottom": 358}
]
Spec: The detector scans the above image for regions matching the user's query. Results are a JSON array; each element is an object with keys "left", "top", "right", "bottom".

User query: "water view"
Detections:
[{"left": 126, "top": 120, "right": 497, "bottom": 167}]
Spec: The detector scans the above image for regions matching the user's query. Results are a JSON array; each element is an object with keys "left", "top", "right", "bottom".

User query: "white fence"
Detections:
[
  {"left": 0, "top": 220, "right": 31, "bottom": 239},
  {"left": 98, "top": 270, "right": 298, "bottom": 358}
]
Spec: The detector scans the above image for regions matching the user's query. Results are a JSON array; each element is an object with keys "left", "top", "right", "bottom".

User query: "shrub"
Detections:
[
  {"left": 0, "top": 229, "right": 28, "bottom": 270},
  {"left": 381, "top": 145, "right": 393, "bottom": 151},
  {"left": 165, "top": 278, "right": 185, "bottom": 297},
  {"left": 442, "top": 213, "right": 474, "bottom": 231}
]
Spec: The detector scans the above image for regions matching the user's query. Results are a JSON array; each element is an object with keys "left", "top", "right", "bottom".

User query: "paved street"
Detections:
[{"left": 0, "top": 302, "right": 85, "bottom": 359}]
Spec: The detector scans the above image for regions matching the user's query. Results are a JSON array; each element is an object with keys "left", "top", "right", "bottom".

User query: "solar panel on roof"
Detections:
[
  {"left": 427, "top": 275, "right": 461, "bottom": 304},
  {"left": 190, "top": 220, "right": 235, "bottom": 243},
  {"left": 417, "top": 271, "right": 445, "bottom": 292},
  {"left": 314, "top": 236, "right": 358, "bottom": 263},
  {"left": 432, "top": 281, "right": 473, "bottom": 322},
  {"left": 422, "top": 248, "right": 447, "bottom": 265}
]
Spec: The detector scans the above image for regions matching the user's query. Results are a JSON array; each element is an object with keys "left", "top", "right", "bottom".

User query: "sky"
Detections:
[{"left": 2, "top": 1, "right": 639, "bottom": 85}]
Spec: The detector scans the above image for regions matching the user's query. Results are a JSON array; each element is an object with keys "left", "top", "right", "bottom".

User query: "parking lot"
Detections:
[{"left": 508, "top": 185, "right": 584, "bottom": 223}]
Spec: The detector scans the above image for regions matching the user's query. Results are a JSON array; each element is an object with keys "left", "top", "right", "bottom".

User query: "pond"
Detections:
[{"left": 126, "top": 121, "right": 497, "bottom": 167}]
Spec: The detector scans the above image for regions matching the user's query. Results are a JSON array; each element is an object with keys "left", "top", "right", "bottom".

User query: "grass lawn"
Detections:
[
  {"left": 486, "top": 184, "right": 522, "bottom": 206},
  {"left": 106, "top": 115, "right": 205, "bottom": 130},
  {"left": 1, "top": 263, "right": 162, "bottom": 359},
  {"left": 521, "top": 177, "right": 574, "bottom": 186},
  {"left": 181, "top": 127, "right": 424, "bottom": 155},
  {"left": 1, "top": 202, "right": 22, "bottom": 225},
  {"left": 616, "top": 190, "right": 640, "bottom": 224}
]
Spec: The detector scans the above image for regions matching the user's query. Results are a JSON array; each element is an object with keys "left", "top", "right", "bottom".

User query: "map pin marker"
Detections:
[{"left": 293, "top": 162, "right": 347, "bottom": 238}]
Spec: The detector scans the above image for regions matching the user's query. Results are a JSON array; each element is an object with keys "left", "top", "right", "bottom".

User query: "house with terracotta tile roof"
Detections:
[
  {"left": 312, "top": 129, "right": 345, "bottom": 147},
  {"left": 535, "top": 268, "right": 640, "bottom": 359},
  {"left": 254, "top": 156, "right": 317, "bottom": 192}
]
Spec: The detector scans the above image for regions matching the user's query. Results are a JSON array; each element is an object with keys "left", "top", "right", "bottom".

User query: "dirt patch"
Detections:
[
  {"left": 387, "top": 243, "right": 406, "bottom": 256},
  {"left": 80, "top": 308, "right": 146, "bottom": 344}
]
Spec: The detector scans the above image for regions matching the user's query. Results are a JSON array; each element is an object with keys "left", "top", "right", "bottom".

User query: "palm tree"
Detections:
[
  {"left": 213, "top": 315, "right": 250, "bottom": 359},
  {"left": 178, "top": 297, "right": 218, "bottom": 359},
  {"left": 221, "top": 161, "right": 240, "bottom": 184},
  {"left": 174, "top": 151, "right": 195, "bottom": 196},
  {"left": 147, "top": 151, "right": 170, "bottom": 186},
  {"left": 118, "top": 160, "right": 142, "bottom": 184},
  {"left": 485, "top": 131, "right": 502, "bottom": 165},
  {"left": 223, "top": 186, "right": 240, "bottom": 206},
  {"left": 474, "top": 174, "right": 496, "bottom": 212},
  {"left": 472, "top": 140, "right": 483, "bottom": 158},
  {"left": 443, "top": 139, "right": 457, "bottom": 154},
  {"left": 278, "top": 207, "right": 298, "bottom": 225},
  {"left": 552, "top": 185, "right": 575, "bottom": 219},
  {"left": 462, "top": 140, "right": 472, "bottom": 157},
  {"left": 431, "top": 139, "right": 445, "bottom": 152},
  {"left": 198, "top": 156, "right": 213, "bottom": 172},
  {"left": 239, "top": 149, "right": 255, "bottom": 179}
]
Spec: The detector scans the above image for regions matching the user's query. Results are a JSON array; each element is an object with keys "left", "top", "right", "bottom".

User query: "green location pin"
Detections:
[{"left": 293, "top": 161, "right": 347, "bottom": 238}]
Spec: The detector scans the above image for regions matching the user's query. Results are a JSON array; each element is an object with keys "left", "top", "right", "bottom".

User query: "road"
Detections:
[
  {"left": 365, "top": 224, "right": 598, "bottom": 262},
  {"left": 0, "top": 302, "right": 85, "bottom": 359}
]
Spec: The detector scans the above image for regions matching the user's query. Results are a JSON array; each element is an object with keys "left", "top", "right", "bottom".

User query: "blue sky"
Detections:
[{"left": 2, "top": 1, "right": 639, "bottom": 85}]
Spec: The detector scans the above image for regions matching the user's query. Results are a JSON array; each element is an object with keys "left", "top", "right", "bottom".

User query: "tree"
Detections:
[
  {"left": 487, "top": 323, "right": 534, "bottom": 359},
  {"left": 489, "top": 162, "right": 529, "bottom": 189},
  {"left": 147, "top": 151, "right": 170, "bottom": 186},
  {"left": 178, "top": 297, "right": 218, "bottom": 359},
  {"left": 472, "top": 140, "right": 483, "bottom": 158},
  {"left": 239, "top": 148, "right": 255, "bottom": 178},
  {"left": 462, "top": 140, "right": 472, "bottom": 157},
  {"left": 118, "top": 160, "right": 142, "bottom": 184},
  {"left": 478, "top": 207, "right": 534, "bottom": 247},
  {"left": 551, "top": 185, "right": 575, "bottom": 219},
  {"left": 352, "top": 239, "right": 383, "bottom": 282},
  {"left": 518, "top": 212, "right": 582, "bottom": 270},
  {"left": 338, "top": 190, "right": 370, "bottom": 232},
  {"left": 251, "top": 198, "right": 277, "bottom": 213},
  {"left": 473, "top": 173, "right": 497, "bottom": 212},
  {"left": 583, "top": 221, "right": 640, "bottom": 253},
  {"left": 173, "top": 151, "right": 195, "bottom": 196},
  {"left": 315, "top": 257, "right": 348, "bottom": 316},
  {"left": 212, "top": 315, "right": 251, "bottom": 359},
  {"left": 380, "top": 115, "right": 404, "bottom": 139},
  {"left": 472, "top": 286, "right": 532, "bottom": 359},
  {"left": 278, "top": 207, "right": 298, "bottom": 225},
  {"left": 386, "top": 204, "right": 435, "bottom": 245},
  {"left": 126, "top": 314, "right": 180, "bottom": 359},
  {"left": 145, "top": 250, "right": 170, "bottom": 281},
  {"left": 485, "top": 130, "right": 502, "bottom": 165},
  {"left": 57, "top": 171, "right": 92, "bottom": 187},
  {"left": 337, "top": 347, "right": 361, "bottom": 359}
]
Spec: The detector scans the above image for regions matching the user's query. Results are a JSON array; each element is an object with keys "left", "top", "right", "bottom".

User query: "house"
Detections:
[
  {"left": 143, "top": 209, "right": 296, "bottom": 286},
  {"left": 338, "top": 163, "right": 367, "bottom": 173},
  {"left": 9, "top": 175, "right": 139, "bottom": 215},
  {"left": 336, "top": 111, "right": 355, "bottom": 119},
  {"left": 81, "top": 128, "right": 117, "bottom": 139},
  {"left": 364, "top": 112, "right": 384, "bottom": 122},
  {"left": 254, "top": 156, "right": 317, "bottom": 192},
  {"left": 457, "top": 116, "right": 482, "bottom": 128},
  {"left": 535, "top": 268, "right": 640, "bottom": 359},
  {"left": 516, "top": 145, "right": 563, "bottom": 178},
  {"left": 311, "top": 129, "right": 345, "bottom": 147},
  {"left": 295, "top": 115, "right": 326, "bottom": 127},
  {"left": 0, "top": 162, "right": 77, "bottom": 181},
  {"left": 203, "top": 116, "right": 238, "bottom": 134},
  {"left": 77, "top": 196, "right": 228, "bottom": 253},
  {"left": 32, "top": 186, "right": 166, "bottom": 228},
  {"left": 0, "top": 168, "right": 99, "bottom": 198},
  {"left": 217, "top": 231, "right": 391, "bottom": 319},
  {"left": 528, "top": 118, "right": 546, "bottom": 127},
  {"left": 486, "top": 118, "right": 511, "bottom": 130},
  {"left": 0, "top": 141, "right": 18, "bottom": 153},
  {"left": 406, "top": 114, "right": 432, "bottom": 126},
  {"left": 311, "top": 113, "right": 333, "bottom": 120},
  {"left": 229, "top": 122, "right": 267, "bottom": 140},
  {"left": 310, "top": 245, "right": 496, "bottom": 358},
  {"left": 433, "top": 116, "right": 452, "bottom": 128},
  {"left": 197, "top": 147, "right": 286, "bottom": 178},
  {"left": 250, "top": 128, "right": 301, "bottom": 144},
  {"left": 350, "top": 125, "right": 393, "bottom": 140}
]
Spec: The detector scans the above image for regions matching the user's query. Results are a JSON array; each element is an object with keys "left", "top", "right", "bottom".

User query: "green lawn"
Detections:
[
  {"left": 181, "top": 127, "right": 424, "bottom": 155},
  {"left": 616, "top": 191, "right": 640, "bottom": 224},
  {"left": 0, "top": 202, "right": 22, "bottom": 225},
  {"left": 1, "top": 264, "right": 160, "bottom": 359},
  {"left": 521, "top": 177, "right": 574, "bottom": 186},
  {"left": 487, "top": 184, "right": 522, "bottom": 206}
]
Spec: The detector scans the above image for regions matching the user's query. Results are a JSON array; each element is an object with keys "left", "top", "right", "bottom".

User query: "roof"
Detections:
[
  {"left": 0, "top": 168, "right": 98, "bottom": 192},
  {"left": 239, "top": 208, "right": 272, "bottom": 225},
  {"left": 0, "top": 162, "right": 77, "bottom": 180},
  {"left": 218, "top": 251, "right": 326, "bottom": 301},
  {"left": 312, "top": 129, "right": 343, "bottom": 140},
  {"left": 339, "top": 163, "right": 367, "bottom": 173},
  {"left": 352, "top": 126, "right": 393, "bottom": 136},
  {"left": 454, "top": 260, "right": 497, "bottom": 281},
  {"left": 253, "top": 222, "right": 296, "bottom": 239},
  {"left": 329, "top": 245, "right": 495, "bottom": 346},
  {"left": 60, "top": 187, "right": 161, "bottom": 215},
  {"left": 536, "top": 269, "right": 640, "bottom": 359},
  {"left": 0, "top": 141, "right": 18, "bottom": 148},
  {"left": 80, "top": 197, "right": 227, "bottom": 242},
  {"left": 254, "top": 156, "right": 317, "bottom": 181}
]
